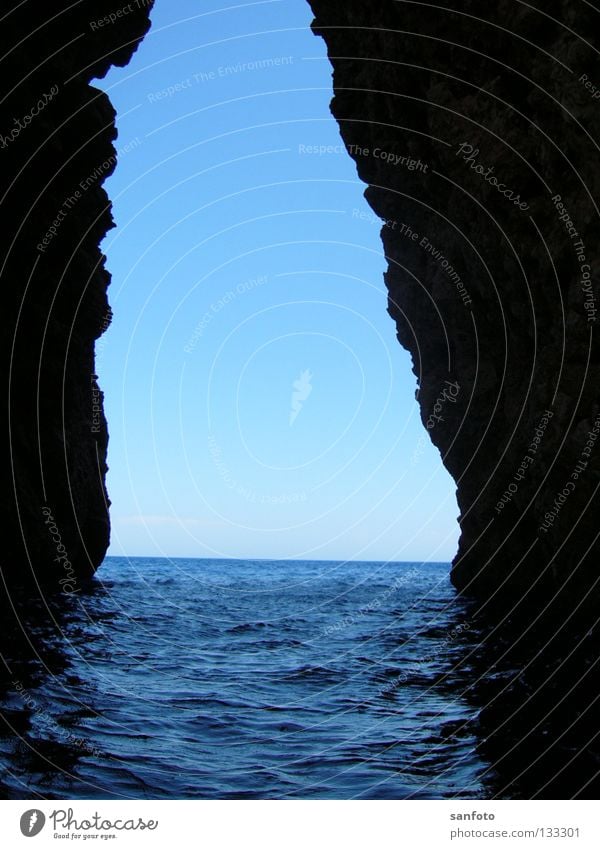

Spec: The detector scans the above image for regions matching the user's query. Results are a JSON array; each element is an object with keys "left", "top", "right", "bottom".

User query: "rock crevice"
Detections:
[
  {"left": 308, "top": 0, "right": 600, "bottom": 613},
  {"left": 0, "top": 2, "right": 152, "bottom": 592}
]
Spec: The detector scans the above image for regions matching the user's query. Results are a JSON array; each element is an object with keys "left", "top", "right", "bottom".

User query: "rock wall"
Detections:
[
  {"left": 0, "top": 2, "right": 152, "bottom": 593},
  {"left": 308, "top": 0, "right": 600, "bottom": 615}
]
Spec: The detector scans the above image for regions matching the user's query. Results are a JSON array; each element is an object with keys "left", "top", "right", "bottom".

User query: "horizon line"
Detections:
[{"left": 103, "top": 554, "right": 453, "bottom": 565}]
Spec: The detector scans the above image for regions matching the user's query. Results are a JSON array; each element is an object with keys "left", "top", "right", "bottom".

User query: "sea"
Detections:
[{"left": 0, "top": 558, "right": 489, "bottom": 799}]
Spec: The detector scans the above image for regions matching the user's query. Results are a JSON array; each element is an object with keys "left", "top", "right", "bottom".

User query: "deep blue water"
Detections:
[{"left": 0, "top": 558, "right": 486, "bottom": 799}]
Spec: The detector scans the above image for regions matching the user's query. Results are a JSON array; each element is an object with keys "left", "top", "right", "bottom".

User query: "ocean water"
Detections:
[{"left": 0, "top": 558, "right": 486, "bottom": 799}]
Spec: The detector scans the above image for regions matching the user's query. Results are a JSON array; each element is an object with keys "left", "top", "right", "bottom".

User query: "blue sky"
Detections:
[{"left": 95, "top": 0, "right": 459, "bottom": 562}]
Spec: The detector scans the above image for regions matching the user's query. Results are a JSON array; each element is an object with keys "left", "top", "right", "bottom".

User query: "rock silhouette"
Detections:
[
  {"left": 0, "top": 2, "right": 152, "bottom": 596},
  {"left": 307, "top": 0, "right": 600, "bottom": 619}
]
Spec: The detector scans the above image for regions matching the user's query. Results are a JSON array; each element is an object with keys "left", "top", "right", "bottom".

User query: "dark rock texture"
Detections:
[
  {"left": 0, "top": 2, "right": 152, "bottom": 594},
  {"left": 308, "top": 0, "right": 600, "bottom": 617}
]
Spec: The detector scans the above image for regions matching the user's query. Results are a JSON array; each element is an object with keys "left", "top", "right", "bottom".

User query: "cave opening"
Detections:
[{"left": 94, "top": 0, "right": 459, "bottom": 567}]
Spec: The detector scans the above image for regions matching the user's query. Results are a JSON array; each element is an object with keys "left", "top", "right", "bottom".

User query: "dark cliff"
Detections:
[
  {"left": 308, "top": 0, "right": 600, "bottom": 617},
  {"left": 0, "top": 2, "right": 152, "bottom": 594}
]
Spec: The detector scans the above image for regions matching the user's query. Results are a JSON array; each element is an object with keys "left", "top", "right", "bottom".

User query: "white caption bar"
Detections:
[{"left": 0, "top": 800, "right": 598, "bottom": 848}]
